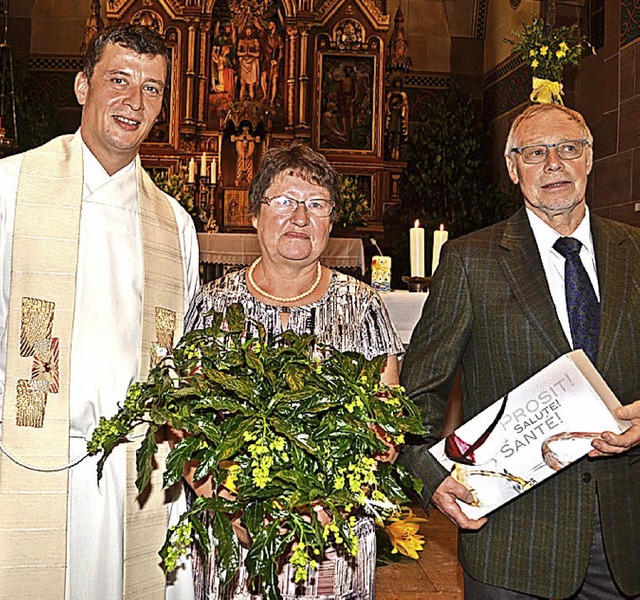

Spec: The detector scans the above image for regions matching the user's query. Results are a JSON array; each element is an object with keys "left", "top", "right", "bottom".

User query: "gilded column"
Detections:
[
  {"left": 285, "top": 24, "right": 298, "bottom": 129},
  {"left": 297, "top": 25, "right": 309, "bottom": 128},
  {"left": 185, "top": 24, "right": 197, "bottom": 124},
  {"left": 197, "top": 22, "right": 210, "bottom": 126}
]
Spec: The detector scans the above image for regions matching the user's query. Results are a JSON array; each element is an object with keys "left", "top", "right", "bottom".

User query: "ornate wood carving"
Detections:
[{"left": 100, "top": 0, "right": 405, "bottom": 233}]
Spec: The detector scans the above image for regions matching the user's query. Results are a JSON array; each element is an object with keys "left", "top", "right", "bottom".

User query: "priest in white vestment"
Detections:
[{"left": 0, "top": 25, "right": 199, "bottom": 600}]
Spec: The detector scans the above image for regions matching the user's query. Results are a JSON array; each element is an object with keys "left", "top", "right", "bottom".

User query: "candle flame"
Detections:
[
  {"left": 439, "top": 223, "right": 445, "bottom": 231},
  {"left": 414, "top": 219, "right": 420, "bottom": 228}
]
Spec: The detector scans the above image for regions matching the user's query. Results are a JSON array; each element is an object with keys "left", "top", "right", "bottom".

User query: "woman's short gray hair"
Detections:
[{"left": 248, "top": 142, "right": 342, "bottom": 222}]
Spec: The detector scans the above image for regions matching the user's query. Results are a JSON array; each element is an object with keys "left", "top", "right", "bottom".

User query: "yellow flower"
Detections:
[
  {"left": 559, "top": 41, "right": 569, "bottom": 52},
  {"left": 540, "top": 45, "right": 549, "bottom": 56},
  {"left": 531, "top": 59, "right": 540, "bottom": 68},
  {"left": 384, "top": 509, "right": 428, "bottom": 560},
  {"left": 529, "top": 49, "right": 537, "bottom": 57},
  {"left": 222, "top": 464, "right": 241, "bottom": 493},
  {"left": 556, "top": 50, "right": 566, "bottom": 59}
]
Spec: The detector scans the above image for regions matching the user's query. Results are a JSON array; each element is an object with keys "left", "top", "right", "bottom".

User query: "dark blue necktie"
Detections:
[{"left": 553, "top": 237, "right": 600, "bottom": 364}]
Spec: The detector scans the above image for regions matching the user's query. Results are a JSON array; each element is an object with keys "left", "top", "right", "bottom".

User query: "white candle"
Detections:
[
  {"left": 188, "top": 158, "right": 195, "bottom": 183},
  {"left": 200, "top": 152, "right": 207, "bottom": 177},
  {"left": 410, "top": 220, "right": 425, "bottom": 277},
  {"left": 432, "top": 223, "right": 449, "bottom": 275},
  {"left": 210, "top": 158, "right": 217, "bottom": 184}
]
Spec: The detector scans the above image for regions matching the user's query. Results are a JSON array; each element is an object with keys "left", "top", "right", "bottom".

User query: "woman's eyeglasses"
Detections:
[{"left": 261, "top": 195, "right": 334, "bottom": 218}]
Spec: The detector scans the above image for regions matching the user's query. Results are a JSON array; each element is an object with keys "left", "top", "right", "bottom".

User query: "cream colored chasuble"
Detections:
[{"left": 0, "top": 134, "right": 190, "bottom": 599}]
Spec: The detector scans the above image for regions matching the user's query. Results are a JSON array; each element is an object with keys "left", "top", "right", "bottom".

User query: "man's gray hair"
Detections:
[{"left": 504, "top": 103, "right": 594, "bottom": 160}]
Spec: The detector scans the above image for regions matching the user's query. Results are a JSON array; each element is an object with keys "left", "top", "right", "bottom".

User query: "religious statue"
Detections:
[
  {"left": 385, "top": 77, "right": 409, "bottom": 160},
  {"left": 131, "top": 9, "right": 163, "bottom": 33},
  {"left": 237, "top": 25, "right": 261, "bottom": 100},
  {"left": 258, "top": 18, "right": 283, "bottom": 104},
  {"left": 211, "top": 21, "right": 237, "bottom": 97},
  {"left": 231, "top": 124, "right": 261, "bottom": 186},
  {"left": 335, "top": 19, "right": 363, "bottom": 50},
  {"left": 337, "top": 65, "right": 357, "bottom": 134},
  {"left": 387, "top": 7, "right": 412, "bottom": 73}
]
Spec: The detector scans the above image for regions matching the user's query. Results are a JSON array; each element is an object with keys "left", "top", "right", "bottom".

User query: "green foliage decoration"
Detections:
[
  {"left": 88, "top": 303, "right": 425, "bottom": 600},
  {"left": 152, "top": 170, "right": 195, "bottom": 211},
  {"left": 9, "top": 61, "right": 61, "bottom": 152},
  {"left": 338, "top": 175, "right": 369, "bottom": 228},
  {"left": 385, "top": 80, "right": 518, "bottom": 286},
  {"left": 151, "top": 170, "right": 201, "bottom": 226}
]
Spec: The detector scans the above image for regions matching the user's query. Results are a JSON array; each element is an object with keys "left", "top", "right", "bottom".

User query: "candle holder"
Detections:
[
  {"left": 402, "top": 275, "right": 431, "bottom": 293},
  {"left": 186, "top": 163, "right": 219, "bottom": 232}
]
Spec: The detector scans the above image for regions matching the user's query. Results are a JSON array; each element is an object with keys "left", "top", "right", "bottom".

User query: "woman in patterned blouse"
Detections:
[{"left": 183, "top": 142, "right": 404, "bottom": 600}]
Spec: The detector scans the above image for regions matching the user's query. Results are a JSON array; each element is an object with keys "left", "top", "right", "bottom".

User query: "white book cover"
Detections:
[{"left": 429, "top": 350, "right": 630, "bottom": 519}]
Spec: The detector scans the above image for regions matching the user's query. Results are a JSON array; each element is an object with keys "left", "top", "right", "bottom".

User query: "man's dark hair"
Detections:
[
  {"left": 83, "top": 24, "right": 170, "bottom": 80},
  {"left": 248, "top": 141, "right": 342, "bottom": 223}
]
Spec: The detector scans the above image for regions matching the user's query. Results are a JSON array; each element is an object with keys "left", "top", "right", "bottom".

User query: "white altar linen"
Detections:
[{"left": 379, "top": 290, "right": 428, "bottom": 346}]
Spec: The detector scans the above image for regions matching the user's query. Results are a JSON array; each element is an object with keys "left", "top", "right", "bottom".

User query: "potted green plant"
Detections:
[{"left": 88, "top": 304, "right": 425, "bottom": 600}]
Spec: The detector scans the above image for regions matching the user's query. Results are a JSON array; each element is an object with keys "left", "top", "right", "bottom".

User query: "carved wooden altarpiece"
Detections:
[{"left": 105, "top": 0, "right": 404, "bottom": 233}]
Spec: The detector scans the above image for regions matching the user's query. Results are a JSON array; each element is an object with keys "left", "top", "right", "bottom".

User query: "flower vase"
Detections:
[{"left": 530, "top": 76, "right": 564, "bottom": 105}]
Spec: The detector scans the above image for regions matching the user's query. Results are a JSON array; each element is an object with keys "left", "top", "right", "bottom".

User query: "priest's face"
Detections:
[{"left": 74, "top": 42, "right": 167, "bottom": 175}]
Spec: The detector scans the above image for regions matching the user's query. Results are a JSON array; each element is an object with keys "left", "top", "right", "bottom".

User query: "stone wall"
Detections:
[{"left": 578, "top": 0, "right": 640, "bottom": 226}]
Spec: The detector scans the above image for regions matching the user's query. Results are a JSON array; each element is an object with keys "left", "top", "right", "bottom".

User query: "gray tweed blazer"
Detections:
[{"left": 400, "top": 207, "right": 640, "bottom": 598}]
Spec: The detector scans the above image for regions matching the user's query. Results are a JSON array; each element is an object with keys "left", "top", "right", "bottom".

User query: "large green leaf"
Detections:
[
  {"left": 225, "top": 303, "right": 246, "bottom": 333},
  {"left": 245, "top": 520, "right": 293, "bottom": 600},
  {"left": 210, "top": 510, "right": 240, "bottom": 585},
  {"left": 203, "top": 368, "right": 255, "bottom": 400},
  {"left": 164, "top": 436, "right": 201, "bottom": 487},
  {"left": 135, "top": 425, "right": 158, "bottom": 492},
  {"left": 244, "top": 346, "right": 265, "bottom": 376}
]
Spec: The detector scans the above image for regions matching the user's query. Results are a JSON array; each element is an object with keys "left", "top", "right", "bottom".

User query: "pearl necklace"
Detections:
[{"left": 247, "top": 257, "right": 323, "bottom": 304}]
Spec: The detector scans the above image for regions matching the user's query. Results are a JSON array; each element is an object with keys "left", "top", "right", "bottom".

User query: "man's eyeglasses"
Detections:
[
  {"left": 510, "top": 139, "right": 589, "bottom": 164},
  {"left": 261, "top": 195, "right": 334, "bottom": 218}
]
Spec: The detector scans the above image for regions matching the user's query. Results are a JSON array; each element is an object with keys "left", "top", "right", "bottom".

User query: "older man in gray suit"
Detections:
[{"left": 400, "top": 103, "right": 640, "bottom": 599}]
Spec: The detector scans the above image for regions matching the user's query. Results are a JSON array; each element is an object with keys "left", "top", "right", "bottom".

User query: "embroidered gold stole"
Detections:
[{"left": 0, "top": 134, "right": 185, "bottom": 599}]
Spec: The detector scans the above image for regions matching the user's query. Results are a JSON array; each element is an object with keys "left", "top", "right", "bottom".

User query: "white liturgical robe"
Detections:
[{"left": 0, "top": 133, "right": 200, "bottom": 599}]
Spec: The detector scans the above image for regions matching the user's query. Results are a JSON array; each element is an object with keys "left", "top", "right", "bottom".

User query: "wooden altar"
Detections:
[{"left": 101, "top": 0, "right": 408, "bottom": 236}]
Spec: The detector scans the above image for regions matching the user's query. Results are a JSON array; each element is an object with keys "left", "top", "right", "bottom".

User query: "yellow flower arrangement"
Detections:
[
  {"left": 508, "top": 18, "right": 587, "bottom": 81},
  {"left": 88, "top": 304, "right": 426, "bottom": 600},
  {"left": 506, "top": 18, "right": 592, "bottom": 105}
]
